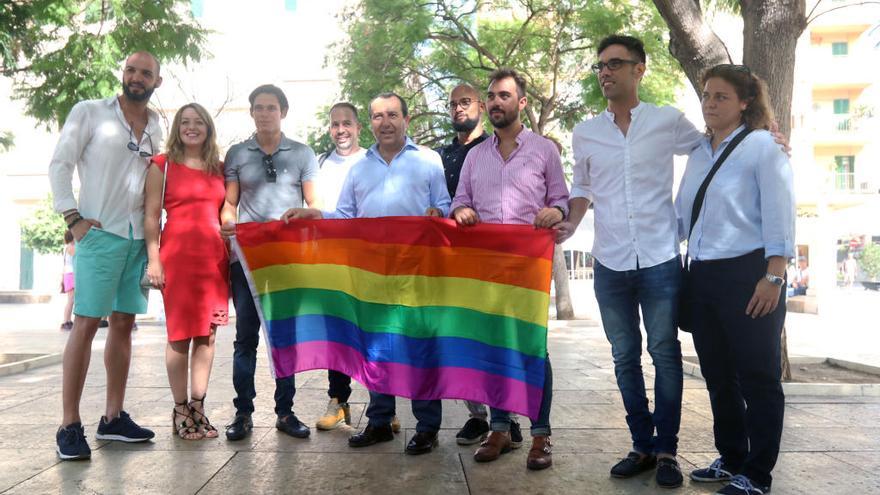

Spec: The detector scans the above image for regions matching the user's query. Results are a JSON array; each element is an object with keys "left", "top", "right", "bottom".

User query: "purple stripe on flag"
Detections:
[{"left": 271, "top": 340, "right": 544, "bottom": 419}]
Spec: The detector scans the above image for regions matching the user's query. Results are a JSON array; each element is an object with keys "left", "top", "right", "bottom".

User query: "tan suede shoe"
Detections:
[{"left": 316, "top": 398, "right": 351, "bottom": 430}]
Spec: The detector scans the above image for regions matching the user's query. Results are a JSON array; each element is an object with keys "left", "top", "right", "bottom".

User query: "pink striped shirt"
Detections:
[{"left": 450, "top": 127, "right": 569, "bottom": 225}]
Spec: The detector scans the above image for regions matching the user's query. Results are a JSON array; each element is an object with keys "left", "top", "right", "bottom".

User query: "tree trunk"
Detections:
[
  {"left": 553, "top": 245, "right": 575, "bottom": 320},
  {"left": 654, "top": 0, "right": 807, "bottom": 379},
  {"left": 741, "top": 0, "right": 807, "bottom": 138},
  {"left": 652, "top": 0, "right": 732, "bottom": 95},
  {"left": 781, "top": 325, "right": 792, "bottom": 381}
]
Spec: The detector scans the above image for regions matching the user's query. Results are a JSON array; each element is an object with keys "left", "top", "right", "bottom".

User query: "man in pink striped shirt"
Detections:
[{"left": 450, "top": 68, "right": 569, "bottom": 471}]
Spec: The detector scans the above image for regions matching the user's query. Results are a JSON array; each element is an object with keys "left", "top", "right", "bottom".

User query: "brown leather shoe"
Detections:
[
  {"left": 526, "top": 436, "right": 552, "bottom": 470},
  {"left": 473, "top": 431, "right": 512, "bottom": 462}
]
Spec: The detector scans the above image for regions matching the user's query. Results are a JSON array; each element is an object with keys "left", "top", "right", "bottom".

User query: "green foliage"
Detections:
[
  {"left": 1, "top": 0, "right": 209, "bottom": 128},
  {"left": 20, "top": 196, "right": 67, "bottom": 255},
  {"left": 0, "top": 131, "right": 13, "bottom": 152},
  {"left": 860, "top": 243, "right": 880, "bottom": 280},
  {"left": 332, "top": 0, "right": 683, "bottom": 148}
]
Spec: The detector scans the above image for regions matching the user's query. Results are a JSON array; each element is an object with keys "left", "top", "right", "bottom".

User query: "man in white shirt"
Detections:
[
  {"left": 48, "top": 51, "right": 163, "bottom": 460},
  {"left": 555, "top": 35, "right": 701, "bottom": 488},
  {"left": 313, "top": 102, "right": 369, "bottom": 431}
]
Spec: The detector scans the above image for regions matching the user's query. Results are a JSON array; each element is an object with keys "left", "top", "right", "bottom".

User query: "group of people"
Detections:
[{"left": 48, "top": 32, "right": 794, "bottom": 495}]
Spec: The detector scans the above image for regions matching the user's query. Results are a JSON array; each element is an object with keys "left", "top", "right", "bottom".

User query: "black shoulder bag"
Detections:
[{"left": 678, "top": 128, "right": 753, "bottom": 332}]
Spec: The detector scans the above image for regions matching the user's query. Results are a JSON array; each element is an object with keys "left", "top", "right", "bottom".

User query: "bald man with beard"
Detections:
[{"left": 49, "top": 51, "right": 164, "bottom": 460}]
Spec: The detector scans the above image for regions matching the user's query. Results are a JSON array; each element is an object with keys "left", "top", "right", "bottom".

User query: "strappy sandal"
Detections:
[
  {"left": 189, "top": 395, "right": 219, "bottom": 438},
  {"left": 172, "top": 401, "right": 204, "bottom": 440}
]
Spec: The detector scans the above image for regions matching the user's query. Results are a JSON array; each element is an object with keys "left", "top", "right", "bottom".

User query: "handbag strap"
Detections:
[
  {"left": 157, "top": 158, "right": 169, "bottom": 247},
  {"left": 687, "top": 128, "right": 753, "bottom": 241}
]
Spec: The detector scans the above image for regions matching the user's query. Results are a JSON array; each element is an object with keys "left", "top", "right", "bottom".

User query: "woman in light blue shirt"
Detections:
[{"left": 675, "top": 64, "right": 794, "bottom": 495}]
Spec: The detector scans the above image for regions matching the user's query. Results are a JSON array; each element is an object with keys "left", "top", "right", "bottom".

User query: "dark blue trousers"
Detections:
[{"left": 689, "top": 250, "right": 786, "bottom": 489}]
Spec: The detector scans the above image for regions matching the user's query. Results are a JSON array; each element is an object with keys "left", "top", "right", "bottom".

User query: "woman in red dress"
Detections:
[{"left": 144, "top": 103, "right": 229, "bottom": 440}]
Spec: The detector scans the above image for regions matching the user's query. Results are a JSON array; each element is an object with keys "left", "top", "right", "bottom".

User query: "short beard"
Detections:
[
  {"left": 452, "top": 117, "right": 479, "bottom": 133},
  {"left": 489, "top": 110, "right": 517, "bottom": 129},
  {"left": 122, "top": 82, "right": 154, "bottom": 102}
]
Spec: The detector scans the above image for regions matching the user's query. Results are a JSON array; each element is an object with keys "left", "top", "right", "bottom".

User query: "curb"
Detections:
[
  {"left": 0, "top": 353, "right": 63, "bottom": 377},
  {"left": 682, "top": 355, "right": 880, "bottom": 397}
]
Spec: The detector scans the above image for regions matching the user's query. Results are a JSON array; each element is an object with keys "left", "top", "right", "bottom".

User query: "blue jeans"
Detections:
[
  {"left": 366, "top": 393, "right": 441, "bottom": 433},
  {"left": 230, "top": 262, "right": 296, "bottom": 417},
  {"left": 490, "top": 356, "right": 552, "bottom": 437},
  {"left": 594, "top": 256, "right": 683, "bottom": 455}
]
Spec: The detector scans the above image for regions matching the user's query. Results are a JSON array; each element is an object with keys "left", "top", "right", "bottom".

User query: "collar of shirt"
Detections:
[
  {"left": 366, "top": 136, "right": 419, "bottom": 165},
  {"left": 602, "top": 101, "right": 645, "bottom": 125},
  {"left": 108, "top": 96, "right": 162, "bottom": 151},
  {"left": 452, "top": 131, "right": 489, "bottom": 150},
  {"left": 490, "top": 125, "right": 530, "bottom": 159},
  {"left": 699, "top": 124, "right": 747, "bottom": 160},
  {"left": 246, "top": 134, "right": 293, "bottom": 154}
]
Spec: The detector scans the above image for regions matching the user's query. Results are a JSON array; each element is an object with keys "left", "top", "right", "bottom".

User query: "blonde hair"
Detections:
[
  {"left": 701, "top": 64, "right": 774, "bottom": 134},
  {"left": 165, "top": 103, "right": 222, "bottom": 175}
]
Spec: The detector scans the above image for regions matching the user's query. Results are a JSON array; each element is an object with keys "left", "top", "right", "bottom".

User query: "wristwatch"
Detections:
[{"left": 765, "top": 273, "right": 785, "bottom": 286}]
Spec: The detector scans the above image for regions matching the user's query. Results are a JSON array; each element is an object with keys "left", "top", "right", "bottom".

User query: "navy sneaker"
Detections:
[
  {"left": 510, "top": 420, "right": 523, "bottom": 448},
  {"left": 96, "top": 411, "right": 155, "bottom": 442},
  {"left": 691, "top": 457, "right": 735, "bottom": 482},
  {"left": 56, "top": 422, "right": 91, "bottom": 460},
  {"left": 716, "top": 475, "right": 769, "bottom": 495},
  {"left": 455, "top": 418, "right": 490, "bottom": 445}
]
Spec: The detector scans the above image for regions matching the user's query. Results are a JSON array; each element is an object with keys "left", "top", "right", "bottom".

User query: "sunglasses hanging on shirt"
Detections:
[
  {"left": 263, "top": 154, "right": 277, "bottom": 183},
  {"left": 127, "top": 127, "right": 154, "bottom": 157}
]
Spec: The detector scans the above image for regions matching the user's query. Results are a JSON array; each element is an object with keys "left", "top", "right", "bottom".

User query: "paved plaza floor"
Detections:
[{"left": 0, "top": 292, "right": 879, "bottom": 494}]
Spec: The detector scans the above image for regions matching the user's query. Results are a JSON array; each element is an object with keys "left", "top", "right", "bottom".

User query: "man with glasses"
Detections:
[
  {"left": 49, "top": 51, "right": 163, "bottom": 460},
  {"left": 552, "top": 34, "right": 698, "bottom": 488},
  {"left": 433, "top": 82, "right": 525, "bottom": 448},
  {"left": 220, "top": 83, "right": 319, "bottom": 442}
]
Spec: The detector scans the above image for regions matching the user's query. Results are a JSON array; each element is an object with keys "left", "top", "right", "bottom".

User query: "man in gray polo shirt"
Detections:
[{"left": 220, "top": 84, "right": 318, "bottom": 441}]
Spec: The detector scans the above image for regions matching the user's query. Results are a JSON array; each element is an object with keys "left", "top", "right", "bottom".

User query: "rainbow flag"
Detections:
[{"left": 233, "top": 217, "right": 553, "bottom": 419}]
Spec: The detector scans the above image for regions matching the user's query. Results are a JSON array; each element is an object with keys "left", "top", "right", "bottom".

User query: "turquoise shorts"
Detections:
[{"left": 73, "top": 227, "right": 148, "bottom": 318}]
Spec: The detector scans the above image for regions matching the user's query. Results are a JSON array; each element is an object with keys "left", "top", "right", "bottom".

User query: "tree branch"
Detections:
[{"left": 807, "top": 1, "right": 880, "bottom": 25}]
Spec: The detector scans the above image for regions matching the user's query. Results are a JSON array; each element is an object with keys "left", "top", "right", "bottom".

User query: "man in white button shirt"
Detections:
[
  {"left": 313, "top": 102, "right": 368, "bottom": 431},
  {"left": 49, "top": 51, "right": 163, "bottom": 460},
  {"left": 555, "top": 35, "right": 702, "bottom": 488}
]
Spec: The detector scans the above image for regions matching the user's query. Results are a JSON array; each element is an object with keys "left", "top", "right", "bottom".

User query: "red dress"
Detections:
[{"left": 153, "top": 155, "right": 229, "bottom": 341}]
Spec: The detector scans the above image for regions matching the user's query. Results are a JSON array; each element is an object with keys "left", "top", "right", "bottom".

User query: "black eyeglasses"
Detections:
[
  {"left": 448, "top": 98, "right": 474, "bottom": 110},
  {"left": 127, "top": 128, "right": 153, "bottom": 157},
  {"left": 263, "top": 154, "right": 277, "bottom": 183},
  {"left": 590, "top": 58, "right": 640, "bottom": 74}
]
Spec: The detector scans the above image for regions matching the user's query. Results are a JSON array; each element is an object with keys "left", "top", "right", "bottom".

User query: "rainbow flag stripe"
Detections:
[{"left": 233, "top": 217, "right": 553, "bottom": 419}]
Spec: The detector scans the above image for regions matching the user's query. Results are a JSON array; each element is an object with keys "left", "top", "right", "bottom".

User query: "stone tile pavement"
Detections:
[{"left": 0, "top": 315, "right": 879, "bottom": 495}]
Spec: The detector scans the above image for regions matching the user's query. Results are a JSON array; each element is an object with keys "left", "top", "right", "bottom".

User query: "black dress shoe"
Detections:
[
  {"left": 276, "top": 415, "right": 310, "bottom": 438},
  {"left": 349, "top": 424, "right": 394, "bottom": 448},
  {"left": 610, "top": 451, "right": 657, "bottom": 478},
  {"left": 225, "top": 414, "right": 253, "bottom": 441},
  {"left": 405, "top": 431, "right": 438, "bottom": 455}
]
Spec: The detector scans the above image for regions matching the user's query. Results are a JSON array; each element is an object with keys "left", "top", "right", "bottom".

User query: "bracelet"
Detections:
[
  {"left": 67, "top": 215, "right": 83, "bottom": 229},
  {"left": 553, "top": 206, "right": 566, "bottom": 220}
]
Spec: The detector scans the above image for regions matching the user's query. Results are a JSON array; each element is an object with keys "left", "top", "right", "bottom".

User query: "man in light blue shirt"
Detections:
[{"left": 282, "top": 92, "right": 450, "bottom": 455}]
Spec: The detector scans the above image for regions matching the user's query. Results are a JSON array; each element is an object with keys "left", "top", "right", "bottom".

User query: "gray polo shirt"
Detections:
[{"left": 224, "top": 134, "right": 318, "bottom": 223}]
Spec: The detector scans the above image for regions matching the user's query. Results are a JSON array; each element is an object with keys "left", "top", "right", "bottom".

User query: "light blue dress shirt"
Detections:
[
  {"left": 675, "top": 125, "right": 795, "bottom": 261},
  {"left": 326, "top": 137, "right": 452, "bottom": 219}
]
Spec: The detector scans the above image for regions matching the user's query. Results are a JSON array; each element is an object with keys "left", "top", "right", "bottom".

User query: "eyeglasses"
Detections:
[
  {"left": 127, "top": 128, "right": 153, "bottom": 157},
  {"left": 263, "top": 154, "right": 277, "bottom": 183},
  {"left": 590, "top": 58, "right": 640, "bottom": 74},
  {"left": 448, "top": 98, "right": 474, "bottom": 110}
]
